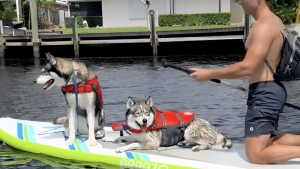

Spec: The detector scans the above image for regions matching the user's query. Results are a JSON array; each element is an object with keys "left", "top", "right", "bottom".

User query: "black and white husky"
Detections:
[
  {"left": 102, "top": 97, "right": 233, "bottom": 153},
  {"left": 34, "top": 53, "right": 105, "bottom": 146}
]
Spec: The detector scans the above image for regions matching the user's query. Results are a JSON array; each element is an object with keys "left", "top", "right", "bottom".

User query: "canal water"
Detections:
[{"left": 0, "top": 55, "right": 300, "bottom": 168}]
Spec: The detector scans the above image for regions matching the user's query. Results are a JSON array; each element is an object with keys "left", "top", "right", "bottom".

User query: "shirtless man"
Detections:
[{"left": 189, "top": 0, "right": 300, "bottom": 164}]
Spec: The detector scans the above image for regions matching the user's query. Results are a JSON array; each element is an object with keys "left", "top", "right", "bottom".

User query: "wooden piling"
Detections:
[
  {"left": 243, "top": 14, "right": 250, "bottom": 42},
  {"left": 30, "top": 0, "right": 40, "bottom": 58},
  {"left": 149, "top": 10, "right": 158, "bottom": 64},
  {"left": 72, "top": 14, "right": 79, "bottom": 59}
]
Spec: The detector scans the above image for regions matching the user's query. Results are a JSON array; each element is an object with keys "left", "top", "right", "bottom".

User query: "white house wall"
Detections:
[
  {"left": 221, "top": 0, "right": 230, "bottom": 12},
  {"left": 102, "top": 0, "right": 168, "bottom": 28},
  {"left": 102, "top": 0, "right": 231, "bottom": 28},
  {"left": 174, "top": 0, "right": 230, "bottom": 14},
  {"left": 230, "top": 0, "right": 244, "bottom": 24}
]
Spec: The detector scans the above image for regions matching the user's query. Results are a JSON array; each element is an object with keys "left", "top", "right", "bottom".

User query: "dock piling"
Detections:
[
  {"left": 0, "top": 20, "right": 3, "bottom": 35},
  {"left": 0, "top": 37, "right": 4, "bottom": 58},
  {"left": 72, "top": 14, "right": 79, "bottom": 59},
  {"left": 0, "top": 21, "right": 4, "bottom": 58},
  {"left": 243, "top": 14, "right": 250, "bottom": 42},
  {"left": 30, "top": 0, "right": 40, "bottom": 58},
  {"left": 149, "top": 10, "right": 158, "bottom": 64}
]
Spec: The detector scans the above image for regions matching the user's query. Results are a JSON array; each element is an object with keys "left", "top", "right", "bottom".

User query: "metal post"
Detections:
[
  {"left": 296, "top": 1, "right": 300, "bottom": 24},
  {"left": 219, "top": 0, "right": 221, "bottom": 13},
  {"left": 244, "top": 14, "right": 250, "bottom": 42},
  {"left": 149, "top": 10, "right": 158, "bottom": 64},
  {"left": 0, "top": 55, "right": 4, "bottom": 65},
  {"left": 28, "top": 6, "right": 31, "bottom": 30},
  {"left": 0, "top": 36, "right": 4, "bottom": 58},
  {"left": 16, "top": 0, "right": 22, "bottom": 22},
  {"left": 0, "top": 20, "right": 3, "bottom": 35},
  {"left": 72, "top": 14, "right": 79, "bottom": 59},
  {"left": 30, "top": 0, "right": 40, "bottom": 58}
]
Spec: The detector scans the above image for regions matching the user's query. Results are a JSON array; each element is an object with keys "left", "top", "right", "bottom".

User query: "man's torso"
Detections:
[{"left": 245, "top": 16, "right": 285, "bottom": 84}]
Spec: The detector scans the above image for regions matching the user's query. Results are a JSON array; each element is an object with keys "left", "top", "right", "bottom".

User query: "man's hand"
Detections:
[{"left": 188, "top": 68, "right": 212, "bottom": 82}]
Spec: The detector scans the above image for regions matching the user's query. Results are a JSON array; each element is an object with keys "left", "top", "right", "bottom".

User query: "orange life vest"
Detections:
[
  {"left": 112, "top": 110, "right": 194, "bottom": 134},
  {"left": 61, "top": 76, "right": 104, "bottom": 109}
]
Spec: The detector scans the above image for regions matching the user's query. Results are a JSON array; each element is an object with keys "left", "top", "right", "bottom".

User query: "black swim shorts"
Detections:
[{"left": 244, "top": 80, "right": 287, "bottom": 138}]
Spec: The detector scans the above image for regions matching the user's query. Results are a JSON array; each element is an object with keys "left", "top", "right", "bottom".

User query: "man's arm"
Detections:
[{"left": 189, "top": 22, "right": 276, "bottom": 82}]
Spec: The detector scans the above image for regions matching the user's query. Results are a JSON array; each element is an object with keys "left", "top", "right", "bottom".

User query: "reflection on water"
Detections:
[{"left": 0, "top": 55, "right": 300, "bottom": 168}]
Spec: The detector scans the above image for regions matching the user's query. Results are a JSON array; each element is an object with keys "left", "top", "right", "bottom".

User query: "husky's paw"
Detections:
[
  {"left": 89, "top": 138, "right": 98, "bottom": 146},
  {"left": 115, "top": 147, "right": 127, "bottom": 153},
  {"left": 192, "top": 144, "right": 211, "bottom": 152},
  {"left": 177, "top": 141, "right": 186, "bottom": 147},
  {"left": 192, "top": 146, "right": 201, "bottom": 152},
  {"left": 102, "top": 137, "right": 115, "bottom": 142},
  {"left": 66, "top": 137, "right": 75, "bottom": 146},
  {"left": 95, "top": 129, "right": 105, "bottom": 139}
]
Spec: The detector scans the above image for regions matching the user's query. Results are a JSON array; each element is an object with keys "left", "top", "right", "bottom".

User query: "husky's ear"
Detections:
[
  {"left": 46, "top": 52, "right": 57, "bottom": 65},
  {"left": 145, "top": 96, "right": 153, "bottom": 107},
  {"left": 127, "top": 97, "right": 135, "bottom": 109}
]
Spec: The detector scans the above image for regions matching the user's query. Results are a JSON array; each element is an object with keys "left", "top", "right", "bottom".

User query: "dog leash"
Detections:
[
  {"left": 121, "top": 123, "right": 131, "bottom": 136},
  {"left": 72, "top": 66, "right": 80, "bottom": 137}
]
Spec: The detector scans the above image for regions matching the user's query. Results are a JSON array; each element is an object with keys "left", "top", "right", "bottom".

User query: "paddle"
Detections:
[
  {"left": 161, "top": 58, "right": 300, "bottom": 111},
  {"left": 161, "top": 58, "right": 221, "bottom": 83}
]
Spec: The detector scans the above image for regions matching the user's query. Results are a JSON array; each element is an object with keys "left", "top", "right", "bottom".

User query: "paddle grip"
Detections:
[{"left": 167, "top": 63, "right": 221, "bottom": 83}]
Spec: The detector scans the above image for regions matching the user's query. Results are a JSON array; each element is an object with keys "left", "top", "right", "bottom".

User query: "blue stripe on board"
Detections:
[
  {"left": 140, "top": 153, "right": 150, "bottom": 162},
  {"left": 62, "top": 132, "right": 76, "bottom": 151},
  {"left": 27, "top": 125, "right": 36, "bottom": 143},
  {"left": 125, "top": 152, "right": 135, "bottom": 159},
  {"left": 78, "top": 139, "right": 90, "bottom": 153},
  {"left": 17, "top": 123, "right": 24, "bottom": 140}
]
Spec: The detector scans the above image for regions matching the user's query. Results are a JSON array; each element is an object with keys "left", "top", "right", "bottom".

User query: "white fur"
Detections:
[
  {"left": 103, "top": 97, "right": 233, "bottom": 153},
  {"left": 35, "top": 61, "right": 102, "bottom": 146},
  {"left": 65, "top": 92, "right": 98, "bottom": 146},
  {"left": 35, "top": 72, "right": 65, "bottom": 91}
]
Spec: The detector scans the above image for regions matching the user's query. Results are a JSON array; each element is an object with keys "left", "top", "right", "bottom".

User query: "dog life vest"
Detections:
[
  {"left": 112, "top": 110, "right": 195, "bottom": 147},
  {"left": 61, "top": 76, "right": 104, "bottom": 125}
]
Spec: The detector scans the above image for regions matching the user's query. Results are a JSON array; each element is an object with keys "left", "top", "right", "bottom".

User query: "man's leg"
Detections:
[
  {"left": 245, "top": 134, "right": 300, "bottom": 164},
  {"left": 272, "top": 134, "right": 300, "bottom": 146}
]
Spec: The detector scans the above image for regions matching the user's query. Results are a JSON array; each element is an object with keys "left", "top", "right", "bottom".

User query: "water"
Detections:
[{"left": 0, "top": 55, "right": 300, "bottom": 168}]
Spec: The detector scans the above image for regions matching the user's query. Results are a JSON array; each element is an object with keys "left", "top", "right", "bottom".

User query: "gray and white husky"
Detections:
[
  {"left": 34, "top": 53, "right": 105, "bottom": 146},
  {"left": 102, "top": 97, "right": 232, "bottom": 153}
]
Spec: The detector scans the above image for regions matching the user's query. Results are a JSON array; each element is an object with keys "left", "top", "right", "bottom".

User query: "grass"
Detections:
[{"left": 54, "top": 25, "right": 244, "bottom": 35}]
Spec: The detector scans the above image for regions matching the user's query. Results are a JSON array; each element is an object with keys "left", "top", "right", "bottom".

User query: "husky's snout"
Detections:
[
  {"left": 34, "top": 79, "right": 37, "bottom": 83},
  {"left": 142, "top": 118, "right": 147, "bottom": 124}
]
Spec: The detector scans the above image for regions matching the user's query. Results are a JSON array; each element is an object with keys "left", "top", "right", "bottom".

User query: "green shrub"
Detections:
[
  {"left": 65, "top": 16, "right": 102, "bottom": 28},
  {"left": 158, "top": 13, "right": 231, "bottom": 27},
  {"left": 269, "top": 2, "right": 298, "bottom": 24}
]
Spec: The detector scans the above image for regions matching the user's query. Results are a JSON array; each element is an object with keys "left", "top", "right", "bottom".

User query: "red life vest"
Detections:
[
  {"left": 112, "top": 110, "right": 195, "bottom": 134},
  {"left": 61, "top": 76, "right": 104, "bottom": 109}
]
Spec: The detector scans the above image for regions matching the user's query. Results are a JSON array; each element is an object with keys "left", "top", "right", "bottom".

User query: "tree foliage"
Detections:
[
  {"left": 269, "top": 0, "right": 299, "bottom": 24},
  {"left": 0, "top": 1, "right": 17, "bottom": 21}
]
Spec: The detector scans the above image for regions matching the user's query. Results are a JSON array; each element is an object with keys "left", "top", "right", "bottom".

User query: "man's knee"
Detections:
[
  {"left": 245, "top": 135, "right": 272, "bottom": 164},
  {"left": 246, "top": 147, "right": 270, "bottom": 164}
]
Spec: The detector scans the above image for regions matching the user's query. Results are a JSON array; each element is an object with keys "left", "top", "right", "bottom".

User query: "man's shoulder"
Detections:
[{"left": 251, "top": 20, "right": 283, "bottom": 41}]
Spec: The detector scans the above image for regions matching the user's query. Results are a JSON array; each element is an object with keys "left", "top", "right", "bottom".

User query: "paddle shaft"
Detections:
[{"left": 165, "top": 62, "right": 221, "bottom": 83}]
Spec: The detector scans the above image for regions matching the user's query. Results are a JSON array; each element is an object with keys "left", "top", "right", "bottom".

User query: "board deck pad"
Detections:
[{"left": 0, "top": 117, "right": 299, "bottom": 169}]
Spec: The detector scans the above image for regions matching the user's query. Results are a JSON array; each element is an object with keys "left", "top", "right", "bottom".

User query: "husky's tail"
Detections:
[
  {"left": 216, "top": 134, "right": 233, "bottom": 149},
  {"left": 53, "top": 117, "right": 68, "bottom": 125}
]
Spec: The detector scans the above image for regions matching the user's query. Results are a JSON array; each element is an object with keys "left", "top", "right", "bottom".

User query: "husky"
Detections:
[
  {"left": 34, "top": 53, "right": 105, "bottom": 146},
  {"left": 102, "top": 97, "right": 233, "bottom": 153}
]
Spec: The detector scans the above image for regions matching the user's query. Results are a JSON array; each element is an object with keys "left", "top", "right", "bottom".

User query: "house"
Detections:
[{"left": 58, "top": 0, "right": 246, "bottom": 28}]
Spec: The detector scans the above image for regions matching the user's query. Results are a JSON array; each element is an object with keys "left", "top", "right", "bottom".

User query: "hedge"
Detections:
[
  {"left": 158, "top": 13, "right": 231, "bottom": 27},
  {"left": 65, "top": 16, "right": 102, "bottom": 28}
]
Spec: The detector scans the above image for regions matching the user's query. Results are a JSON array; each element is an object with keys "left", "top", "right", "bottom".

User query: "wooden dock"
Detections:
[{"left": 2, "top": 27, "right": 244, "bottom": 47}]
